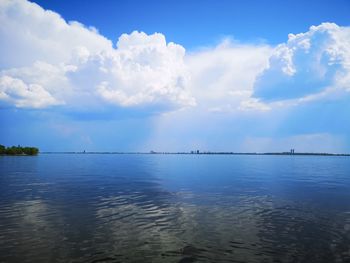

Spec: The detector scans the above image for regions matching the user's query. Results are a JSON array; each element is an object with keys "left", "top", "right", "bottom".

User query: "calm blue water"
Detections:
[{"left": 0, "top": 154, "right": 350, "bottom": 262}]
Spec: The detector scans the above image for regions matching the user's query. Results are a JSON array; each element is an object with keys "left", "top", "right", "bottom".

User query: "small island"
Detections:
[{"left": 0, "top": 145, "right": 39, "bottom": 156}]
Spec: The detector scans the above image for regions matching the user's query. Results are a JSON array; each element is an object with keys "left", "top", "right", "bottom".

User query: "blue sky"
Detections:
[
  {"left": 1, "top": 0, "right": 350, "bottom": 152},
  {"left": 31, "top": 0, "right": 350, "bottom": 48}
]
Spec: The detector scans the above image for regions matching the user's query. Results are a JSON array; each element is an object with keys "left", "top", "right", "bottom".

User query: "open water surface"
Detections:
[{"left": 0, "top": 154, "right": 350, "bottom": 262}]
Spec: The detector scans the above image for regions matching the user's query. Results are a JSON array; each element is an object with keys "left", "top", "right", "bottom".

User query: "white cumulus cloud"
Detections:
[
  {"left": 68, "top": 31, "right": 195, "bottom": 108},
  {"left": 1, "top": 0, "right": 349, "bottom": 116},
  {"left": 254, "top": 23, "right": 350, "bottom": 102},
  {"left": 0, "top": 0, "right": 112, "bottom": 68},
  {"left": 0, "top": 0, "right": 194, "bottom": 110},
  {"left": 0, "top": 75, "right": 61, "bottom": 108}
]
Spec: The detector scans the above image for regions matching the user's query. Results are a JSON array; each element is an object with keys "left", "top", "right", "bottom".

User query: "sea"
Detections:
[{"left": 0, "top": 154, "right": 349, "bottom": 262}]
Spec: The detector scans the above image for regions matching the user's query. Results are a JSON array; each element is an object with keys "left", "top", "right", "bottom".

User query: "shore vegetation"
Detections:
[{"left": 0, "top": 145, "right": 39, "bottom": 155}]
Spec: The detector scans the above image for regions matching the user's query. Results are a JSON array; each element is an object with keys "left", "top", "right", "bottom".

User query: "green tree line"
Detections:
[{"left": 0, "top": 145, "right": 39, "bottom": 155}]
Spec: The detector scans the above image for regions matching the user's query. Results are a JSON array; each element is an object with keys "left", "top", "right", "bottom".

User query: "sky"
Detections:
[{"left": 0, "top": 0, "right": 350, "bottom": 152}]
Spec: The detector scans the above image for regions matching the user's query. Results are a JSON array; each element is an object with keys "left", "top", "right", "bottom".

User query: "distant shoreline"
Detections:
[
  {"left": 39, "top": 152, "right": 350, "bottom": 156},
  {"left": 0, "top": 145, "right": 39, "bottom": 156}
]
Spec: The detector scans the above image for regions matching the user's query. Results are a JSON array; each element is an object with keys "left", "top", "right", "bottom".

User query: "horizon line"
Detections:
[{"left": 39, "top": 151, "right": 350, "bottom": 156}]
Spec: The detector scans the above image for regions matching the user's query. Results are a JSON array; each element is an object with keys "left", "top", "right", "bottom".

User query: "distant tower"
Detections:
[{"left": 197, "top": 150, "right": 199, "bottom": 154}]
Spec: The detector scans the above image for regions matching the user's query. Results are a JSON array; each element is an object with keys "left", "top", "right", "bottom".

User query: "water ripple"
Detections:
[{"left": 0, "top": 154, "right": 350, "bottom": 262}]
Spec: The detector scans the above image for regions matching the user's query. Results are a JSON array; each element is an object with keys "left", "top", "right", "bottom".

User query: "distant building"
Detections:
[{"left": 196, "top": 150, "right": 199, "bottom": 154}]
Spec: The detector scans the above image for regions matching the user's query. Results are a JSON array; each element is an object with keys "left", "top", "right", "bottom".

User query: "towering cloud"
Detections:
[
  {"left": 1, "top": 0, "right": 350, "bottom": 116},
  {"left": 70, "top": 31, "right": 194, "bottom": 109},
  {"left": 0, "top": 0, "right": 194, "bottom": 110},
  {"left": 254, "top": 23, "right": 350, "bottom": 102}
]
